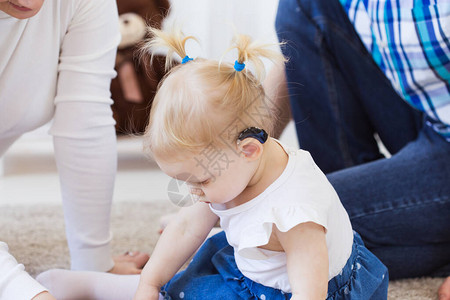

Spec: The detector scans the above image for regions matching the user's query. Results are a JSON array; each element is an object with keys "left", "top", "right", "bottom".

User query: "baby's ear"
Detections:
[{"left": 238, "top": 138, "right": 264, "bottom": 160}]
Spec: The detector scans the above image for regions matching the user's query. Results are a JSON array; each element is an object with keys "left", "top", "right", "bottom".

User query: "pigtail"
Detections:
[
  {"left": 140, "top": 25, "right": 198, "bottom": 71},
  {"left": 224, "top": 34, "right": 286, "bottom": 81},
  {"left": 217, "top": 34, "right": 286, "bottom": 135}
]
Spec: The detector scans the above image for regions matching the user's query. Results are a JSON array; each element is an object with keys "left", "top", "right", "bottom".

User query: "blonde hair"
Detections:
[{"left": 142, "top": 26, "right": 285, "bottom": 161}]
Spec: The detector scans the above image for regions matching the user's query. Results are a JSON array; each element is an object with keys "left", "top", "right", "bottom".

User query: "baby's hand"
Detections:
[{"left": 110, "top": 251, "right": 150, "bottom": 275}]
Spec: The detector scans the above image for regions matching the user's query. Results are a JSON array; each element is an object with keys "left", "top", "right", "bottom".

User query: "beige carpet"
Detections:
[{"left": 0, "top": 202, "right": 444, "bottom": 299}]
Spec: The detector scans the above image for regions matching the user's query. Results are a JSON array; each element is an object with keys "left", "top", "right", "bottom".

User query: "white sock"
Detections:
[{"left": 36, "top": 269, "right": 163, "bottom": 300}]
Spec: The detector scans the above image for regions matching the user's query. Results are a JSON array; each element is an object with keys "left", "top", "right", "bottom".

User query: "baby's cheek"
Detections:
[{"left": 218, "top": 188, "right": 238, "bottom": 203}]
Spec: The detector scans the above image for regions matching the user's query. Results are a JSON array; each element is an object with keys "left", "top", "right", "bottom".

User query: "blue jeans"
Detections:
[
  {"left": 276, "top": 0, "right": 450, "bottom": 279},
  {"left": 161, "top": 231, "right": 388, "bottom": 299}
]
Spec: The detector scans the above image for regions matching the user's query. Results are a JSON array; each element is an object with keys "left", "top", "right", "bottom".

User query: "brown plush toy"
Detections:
[{"left": 111, "top": 0, "right": 170, "bottom": 135}]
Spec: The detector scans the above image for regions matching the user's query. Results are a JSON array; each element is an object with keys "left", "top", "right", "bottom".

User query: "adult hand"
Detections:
[
  {"left": 32, "top": 291, "right": 57, "bottom": 300},
  {"left": 439, "top": 277, "right": 450, "bottom": 300},
  {"left": 109, "top": 251, "right": 150, "bottom": 275}
]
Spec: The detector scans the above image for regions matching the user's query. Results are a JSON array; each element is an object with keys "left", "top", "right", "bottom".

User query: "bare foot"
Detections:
[
  {"left": 110, "top": 251, "right": 150, "bottom": 274},
  {"left": 438, "top": 277, "right": 450, "bottom": 300}
]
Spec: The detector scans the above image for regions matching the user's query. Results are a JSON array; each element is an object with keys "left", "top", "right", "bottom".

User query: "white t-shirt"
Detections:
[
  {"left": 0, "top": 0, "right": 120, "bottom": 298},
  {"left": 210, "top": 145, "right": 354, "bottom": 293}
]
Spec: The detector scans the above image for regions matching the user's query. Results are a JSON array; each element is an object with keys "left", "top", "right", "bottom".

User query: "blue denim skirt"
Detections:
[{"left": 161, "top": 231, "right": 388, "bottom": 299}]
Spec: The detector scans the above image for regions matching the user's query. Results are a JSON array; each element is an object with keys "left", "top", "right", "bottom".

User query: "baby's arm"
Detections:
[
  {"left": 134, "top": 202, "right": 219, "bottom": 300},
  {"left": 274, "top": 222, "right": 328, "bottom": 300}
]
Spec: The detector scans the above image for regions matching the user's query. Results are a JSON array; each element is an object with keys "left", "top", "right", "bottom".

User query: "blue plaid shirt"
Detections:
[{"left": 339, "top": 0, "right": 450, "bottom": 141}]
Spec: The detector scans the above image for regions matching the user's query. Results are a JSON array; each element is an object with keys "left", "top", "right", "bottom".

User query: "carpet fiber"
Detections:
[{"left": 0, "top": 202, "right": 444, "bottom": 299}]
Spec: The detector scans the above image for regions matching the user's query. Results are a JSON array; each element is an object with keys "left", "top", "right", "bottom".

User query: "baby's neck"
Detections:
[{"left": 226, "top": 138, "right": 289, "bottom": 208}]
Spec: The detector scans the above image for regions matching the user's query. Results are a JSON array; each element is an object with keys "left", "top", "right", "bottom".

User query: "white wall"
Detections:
[{"left": 163, "top": 0, "right": 281, "bottom": 60}]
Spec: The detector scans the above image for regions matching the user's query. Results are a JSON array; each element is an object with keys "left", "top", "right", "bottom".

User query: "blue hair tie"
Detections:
[
  {"left": 182, "top": 55, "right": 193, "bottom": 64},
  {"left": 234, "top": 60, "right": 245, "bottom": 72}
]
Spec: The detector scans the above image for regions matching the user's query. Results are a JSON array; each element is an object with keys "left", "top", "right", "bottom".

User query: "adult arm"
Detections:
[
  {"left": 134, "top": 202, "right": 219, "bottom": 300},
  {"left": 274, "top": 222, "right": 329, "bottom": 300},
  {"left": 49, "top": 0, "right": 121, "bottom": 272}
]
